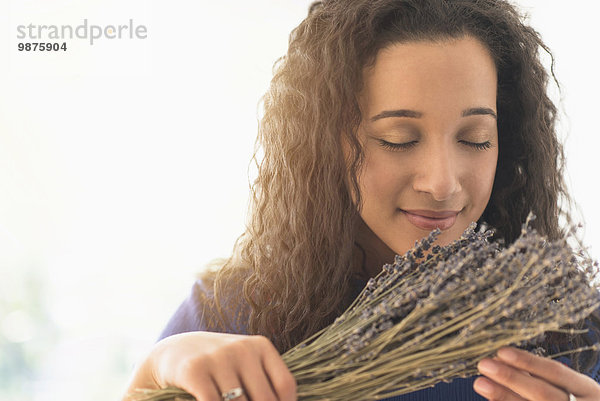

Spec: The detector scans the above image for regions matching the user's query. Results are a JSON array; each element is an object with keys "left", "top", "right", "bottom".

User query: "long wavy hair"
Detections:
[{"left": 197, "top": 0, "right": 599, "bottom": 374}]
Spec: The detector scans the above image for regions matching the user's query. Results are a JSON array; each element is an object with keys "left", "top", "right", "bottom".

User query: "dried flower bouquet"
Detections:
[{"left": 128, "top": 215, "right": 600, "bottom": 401}]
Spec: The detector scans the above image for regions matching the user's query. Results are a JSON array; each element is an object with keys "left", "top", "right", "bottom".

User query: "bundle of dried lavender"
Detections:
[{"left": 128, "top": 215, "right": 600, "bottom": 401}]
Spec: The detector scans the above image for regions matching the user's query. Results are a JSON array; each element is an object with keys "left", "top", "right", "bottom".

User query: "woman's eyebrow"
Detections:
[
  {"left": 370, "top": 109, "right": 422, "bottom": 122},
  {"left": 370, "top": 107, "right": 497, "bottom": 122},
  {"left": 462, "top": 107, "right": 497, "bottom": 120}
]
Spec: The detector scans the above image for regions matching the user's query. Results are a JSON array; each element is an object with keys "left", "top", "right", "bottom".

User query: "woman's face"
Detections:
[{"left": 347, "top": 35, "right": 498, "bottom": 257}]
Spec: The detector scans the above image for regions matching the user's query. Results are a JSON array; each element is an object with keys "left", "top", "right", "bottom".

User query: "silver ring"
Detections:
[
  {"left": 222, "top": 387, "right": 244, "bottom": 401},
  {"left": 569, "top": 393, "right": 577, "bottom": 401}
]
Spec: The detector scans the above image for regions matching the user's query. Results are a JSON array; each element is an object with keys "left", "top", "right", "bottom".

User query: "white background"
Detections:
[{"left": 0, "top": 1, "right": 598, "bottom": 400}]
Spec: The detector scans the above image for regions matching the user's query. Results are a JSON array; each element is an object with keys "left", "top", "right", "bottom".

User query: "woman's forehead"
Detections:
[{"left": 359, "top": 36, "right": 497, "bottom": 121}]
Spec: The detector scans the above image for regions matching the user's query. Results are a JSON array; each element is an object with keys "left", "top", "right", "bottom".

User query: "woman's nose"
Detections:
[{"left": 412, "top": 147, "right": 462, "bottom": 201}]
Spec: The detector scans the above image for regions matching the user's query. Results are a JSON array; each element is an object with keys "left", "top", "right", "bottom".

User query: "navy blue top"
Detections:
[{"left": 159, "top": 277, "right": 600, "bottom": 400}]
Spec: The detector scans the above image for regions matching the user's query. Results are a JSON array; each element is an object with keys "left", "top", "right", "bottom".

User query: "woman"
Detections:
[{"left": 123, "top": 0, "right": 600, "bottom": 400}]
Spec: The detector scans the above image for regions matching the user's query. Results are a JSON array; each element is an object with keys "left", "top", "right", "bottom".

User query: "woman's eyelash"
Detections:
[
  {"left": 377, "top": 139, "right": 492, "bottom": 151},
  {"left": 377, "top": 140, "right": 417, "bottom": 150},
  {"left": 460, "top": 140, "right": 493, "bottom": 150}
]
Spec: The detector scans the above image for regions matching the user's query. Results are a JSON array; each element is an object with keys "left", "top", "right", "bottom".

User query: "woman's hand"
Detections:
[
  {"left": 123, "top": 331, "right": 297, "bottom": 401},
  {"left": 474, "top": 346, "right": 600, "bottom": 400}
]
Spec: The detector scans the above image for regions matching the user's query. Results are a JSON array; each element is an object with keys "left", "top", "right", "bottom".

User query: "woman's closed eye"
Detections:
[
  {"left": 458, "top": 140, "right": 493, "bottom": 151},
  {"left": 377, "top": 139, "right": 493, "bottom": 151},
  {"left": 377, "top": 139, "right": 418, "bottom": 151}
]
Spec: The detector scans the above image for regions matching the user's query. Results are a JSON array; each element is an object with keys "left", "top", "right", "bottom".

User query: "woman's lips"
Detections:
[{"left": 400, "top": 209, "right": 460, "bottom": 231}]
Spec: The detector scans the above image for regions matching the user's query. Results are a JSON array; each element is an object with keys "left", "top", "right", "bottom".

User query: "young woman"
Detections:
[{"left": 123, "top": 1, "right": 600, "bottom": 400}]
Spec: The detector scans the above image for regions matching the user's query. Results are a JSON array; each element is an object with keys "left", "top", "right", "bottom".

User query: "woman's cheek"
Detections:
[{"left": 465, "top": 152, "right": 497, "bottom": 216}]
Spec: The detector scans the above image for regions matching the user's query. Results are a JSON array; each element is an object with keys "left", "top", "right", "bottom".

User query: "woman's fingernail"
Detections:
[
  {"left": 478, "top": 359, "right": 499, "bottom": 374},
  {"left": 474, "top": 378, "right": 494, "bottom": 395},
  {"left": 497, "top": 347, "right": 518, "bottom": 363}
]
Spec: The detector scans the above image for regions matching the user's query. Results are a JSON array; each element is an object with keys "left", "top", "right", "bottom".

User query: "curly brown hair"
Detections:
[{"left": 198, "top": 0, "right": 599, "bottom": 374}]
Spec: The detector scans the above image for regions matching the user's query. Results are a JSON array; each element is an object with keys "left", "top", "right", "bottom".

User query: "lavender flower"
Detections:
[{"left": 129, "top": 213, "right": 600, "bottom": 401}]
